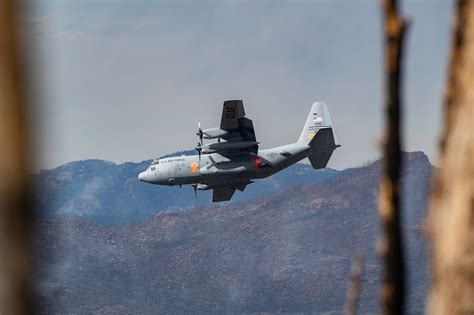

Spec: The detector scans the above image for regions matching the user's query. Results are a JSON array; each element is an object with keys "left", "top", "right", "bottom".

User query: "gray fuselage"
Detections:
[{"left": 138, "top": 143, "right": 311, "bottom": 188}]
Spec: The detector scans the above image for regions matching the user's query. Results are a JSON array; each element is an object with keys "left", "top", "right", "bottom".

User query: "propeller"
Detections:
[
  {"left": 196, "top": 121, "right": 203, "bottom": 144},
  {"left": 192, "top": 184, "right": 197, "bottom": 198},
  {"left": 195, "top": 121, "right": 203, "bottom": 161},
  {"left": 195, "top": 143, "right": 202, "bottom": 161}
]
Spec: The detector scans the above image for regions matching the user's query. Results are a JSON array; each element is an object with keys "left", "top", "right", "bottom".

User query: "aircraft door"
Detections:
[
  {"left": 173, "top": 163, "right": 182, "bottom": 178},
  {"left": 168, "top": 163, "right": 175, "bottom": 178}
]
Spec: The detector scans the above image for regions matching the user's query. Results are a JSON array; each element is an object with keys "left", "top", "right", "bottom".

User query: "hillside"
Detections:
[
  {"left": 33, "top": 152, "right": 432, "bottom": 314},
  {"left": 33, "top": 152, "right": 339, "bottom": 225}
]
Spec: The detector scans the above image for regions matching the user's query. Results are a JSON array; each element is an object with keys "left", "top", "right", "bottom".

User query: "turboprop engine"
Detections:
[
  {"left": 201, "top": 127, "right": 228, "bottom": 139},
  {"left": 201, "top": 141, "right": 259, "bottom": 154}
]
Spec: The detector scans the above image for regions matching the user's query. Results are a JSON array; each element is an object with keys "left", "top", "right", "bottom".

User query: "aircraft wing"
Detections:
[
  {"left": 212, "top": 187, "right": 236, "bottom": 202},
  {"left": 211, "top": 181, "right": 252, "bottom": 202},
  {"left": 219, "top": 100, "right": 258, "bottom": 154}
]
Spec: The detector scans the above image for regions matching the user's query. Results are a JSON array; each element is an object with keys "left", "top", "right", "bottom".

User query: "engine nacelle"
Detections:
[
  {"left": 201, "top": 141, "right": 259, "bottom": 154},
  {"left": 200, "top": 164, "right": 248, "bottom": 176},
  {"left": 199, "top": 155, "right": 269, "bottom": 176},
  {"left": 202, "top": 128, "right": 228, "bottom": 139}
]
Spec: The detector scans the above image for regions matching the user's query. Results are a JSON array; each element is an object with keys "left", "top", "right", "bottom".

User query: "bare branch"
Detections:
[
  {"left": 378, "top": 0, "right": 408, "bottom": 314},
  {"left": 345, "top": 252, "right": 364, "bottom": 315}
]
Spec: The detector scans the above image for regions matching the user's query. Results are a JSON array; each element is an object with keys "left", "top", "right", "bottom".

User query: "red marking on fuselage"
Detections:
[{"left": 255, "top": 156, "right": 262, "bottom": 170}]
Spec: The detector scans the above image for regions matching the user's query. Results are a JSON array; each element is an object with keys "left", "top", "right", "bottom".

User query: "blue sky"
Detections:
[{"left": 26, "top": 0, "right": 453, "bottom": 170}]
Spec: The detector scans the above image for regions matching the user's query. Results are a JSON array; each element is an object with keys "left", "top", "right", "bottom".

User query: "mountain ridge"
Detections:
[
  {"left": 33, "top": 150, "right": 343, "bottom": 225},
  {"left": 34, "top": 151, "right": 432, "bottom": 314}
]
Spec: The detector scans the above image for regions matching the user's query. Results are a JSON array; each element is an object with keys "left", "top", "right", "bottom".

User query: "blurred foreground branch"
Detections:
[
  {"left": 428, "top": 1, "right": 474, "bottom": 314},
  {"left": 0, "top": 0, "right": 33, "bottom": 313},
  {"left": 378, "top": 0, "right": 408, "bottom": 314},
  {"left": 345, "top": 252, "right": 364, "bottom": 315}
]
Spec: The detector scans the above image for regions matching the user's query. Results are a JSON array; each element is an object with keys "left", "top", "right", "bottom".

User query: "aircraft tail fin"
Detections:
[
  {"left": 298, "top": 102, "right": 340, "bottom": 169},
  {"left": 298, "top": 102, "right": 337, "bottom": 143}
]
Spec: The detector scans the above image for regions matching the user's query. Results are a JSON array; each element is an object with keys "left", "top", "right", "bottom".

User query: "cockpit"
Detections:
[
  {"left": 146, "top": 159, "right": 160, "bottom": 171},
  {"left": 140, "top": 159, "right": 161, "bottom": 183}
]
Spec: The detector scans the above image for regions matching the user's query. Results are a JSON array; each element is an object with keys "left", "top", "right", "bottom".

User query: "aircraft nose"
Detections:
[{"left": 138, "top": 171, "right": 146, "bottom": 182}]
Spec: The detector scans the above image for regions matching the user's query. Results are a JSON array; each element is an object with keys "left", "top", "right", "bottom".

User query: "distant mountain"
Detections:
[
  {"left": 34, "top": 151, "right": 433, "bottom": 314},
  {"left": 33, "top": 151, "right": 340, "bottom": 225}
]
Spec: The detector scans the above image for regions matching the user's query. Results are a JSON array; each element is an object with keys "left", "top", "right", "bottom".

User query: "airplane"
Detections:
[{"left": 138, "top": 100, "right": 340, "bottom": 202}]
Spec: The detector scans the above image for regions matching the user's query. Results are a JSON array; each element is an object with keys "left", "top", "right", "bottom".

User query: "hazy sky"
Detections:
[{"left": 27, "top": 0, "right": 453, "bottom": 170}]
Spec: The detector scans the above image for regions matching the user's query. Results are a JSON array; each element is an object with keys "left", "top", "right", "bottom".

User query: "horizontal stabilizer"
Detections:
[
  {"left": 308, "top": 128, "right": 337, "bottom": 151},
  {"left": 308, "top": 150, "right": 335, "bottom": 169},
  {"left": 307, "top": 125, "right": 339, "bottom": 169}
]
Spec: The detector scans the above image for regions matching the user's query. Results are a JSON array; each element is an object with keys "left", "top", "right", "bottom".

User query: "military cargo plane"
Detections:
[{"left": 138, "top": 100, "right": 340, "bottom": 202}]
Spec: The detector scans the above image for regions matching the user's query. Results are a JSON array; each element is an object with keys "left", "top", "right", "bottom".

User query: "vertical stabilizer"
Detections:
[
  {"left": 298, "top": 102, "right": 337, "bottom": 144},
  {"left": 298, "top": 102, "right": 340, "bottom": 169}
]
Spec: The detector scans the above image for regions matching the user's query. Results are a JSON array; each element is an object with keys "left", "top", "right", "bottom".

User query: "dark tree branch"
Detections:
[{"left": 378, "top": 0, "right": 408, "bottom": 314}]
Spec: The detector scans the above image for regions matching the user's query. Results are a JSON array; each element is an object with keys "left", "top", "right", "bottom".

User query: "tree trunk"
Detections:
[
  {"left": 378, "top": 0, "right": 408, "bottom": 314},
  {"left": 0, "top": 0, "right": 33, "bottom": 313},
  {"left": 428, "top": 1, "right": 474, "bottom": 314}
]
